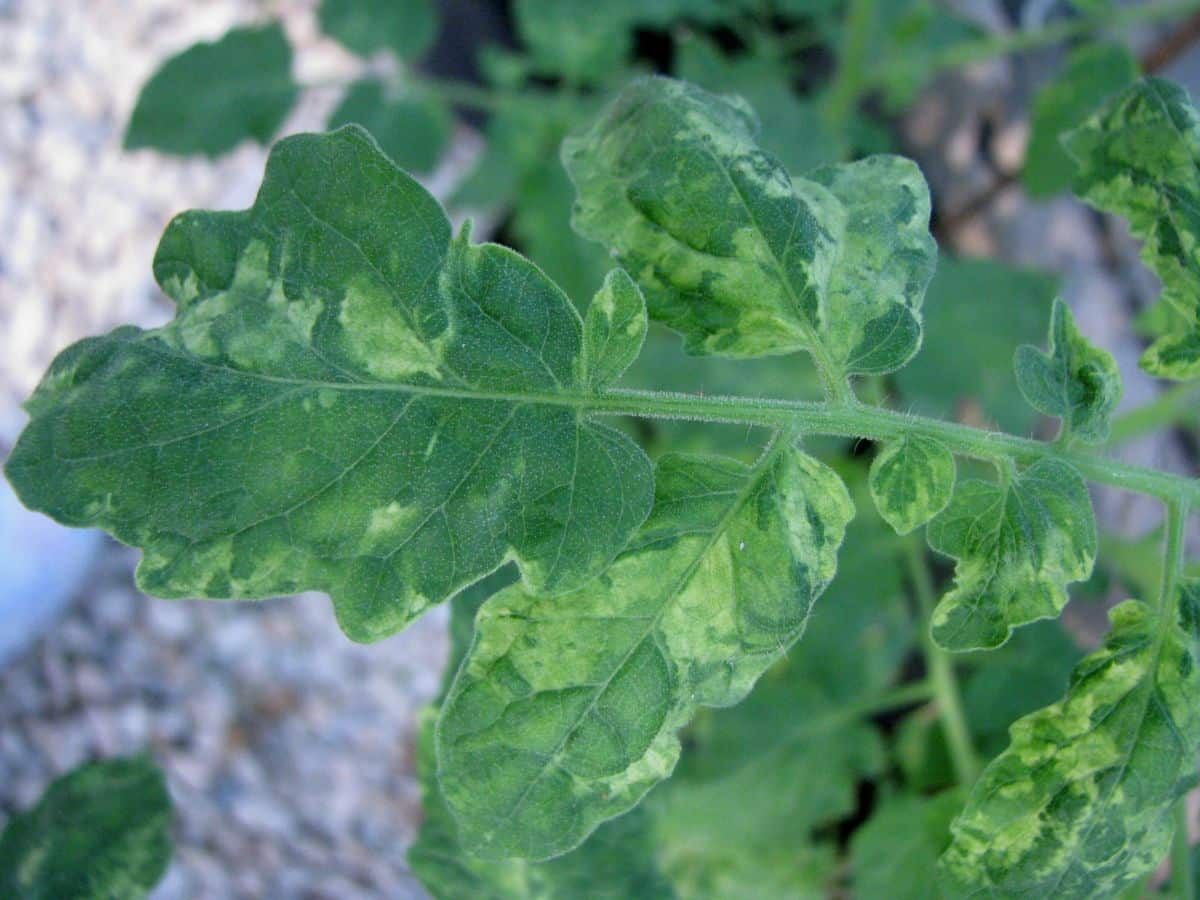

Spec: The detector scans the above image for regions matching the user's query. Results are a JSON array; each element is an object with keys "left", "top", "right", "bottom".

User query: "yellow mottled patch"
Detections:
[
  {"left": 339, "top": 275, "right": 444, "bottom": 381},
  {"left": 361, "top": 501, "right": 422, "bottom": 553}
]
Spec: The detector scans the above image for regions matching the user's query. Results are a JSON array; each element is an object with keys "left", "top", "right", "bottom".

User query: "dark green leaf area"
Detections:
[
  {"left": 941, "top": 599, "right": 1200, "bottom": 897},
  {"left": 318, "top": 0, "right": 437, "bottom": 61},
  {"left": 850, "top": 790, "right": 963, "bottom": 900},
  {"left": 928, "top": 459, "right": 1097, "bottom": 651},
  {"left": 436, "top": 449, "right": 853, "bottom": 860},
  {"left": 326, "top": 80, "right": 451, "bottom": 174},
  {"left": 5, "top": 126, "right": 652, "bottom": 644},
  {"left": 1023, "top": 42, "right": 1139, "bottom": 199},
  {"left": 895, "top": 255, "right": 1057, "bottom": 433},
  {"left": 124, "top": 24, "right": 297, "bottom": 157},
  {"left": 0, "top": 755, "right": 173, "bottom": 900},
  {"left": 1014, "top": 298, "right": 1122, "bottom": 443}
]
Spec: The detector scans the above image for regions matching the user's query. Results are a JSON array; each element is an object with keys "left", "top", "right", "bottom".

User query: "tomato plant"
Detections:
[{"left": 6, "top": 1, "right": 1200, "bottom": 897}]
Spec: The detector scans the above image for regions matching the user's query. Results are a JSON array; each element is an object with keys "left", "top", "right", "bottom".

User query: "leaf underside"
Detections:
[
  {"left": 5, "top": 126, "right": 653, "bottom": 643},
  {"left": 436, "top": 448, "right": 853, "bottom": 860},
  {"left": 927, "top": 459, "right": 1097, "bottom": 651}
]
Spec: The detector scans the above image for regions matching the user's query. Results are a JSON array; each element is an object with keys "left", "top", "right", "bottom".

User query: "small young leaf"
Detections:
[
  {"left": 1022, "top": 43, "right": 1138, "bottom": 199},
  {"left": 940, "top": 598, "right": 1200, "bottom": 897},
  {"left": 326, "top": 80, "right": 451, "bottom": 174},
  {"left": 318, "top": 0, "right": 437, "bottom": 61},
  {"left": 1064, "top": 78, "right": 1200, "bottom": 379},
  {"left": 582, "top": 269, "right": 648, "bottom": 389},
  {"left": 563, "top": 77, "right": 935, "bottom": 375},
  {"left": 850, "top": 790, "right": 962, "bottom": 900},
  {"left": 868, "top": 435, "right": 955, "bottom": 535},
  {"left": 436, "top": 448, "right": 853, "bottom": 859},
  {"left": 927, "top": 459, "right": 1097, "bottom": 651},
  {"left": 1014, "top": 298, "right": 1123, "bottom": 443},
  {"left": 0, "top": 755, "right": 172, "bottom": 899},
  {"left": 4, "top": 127, "right": 653, "bottom": 643},
  {"left": 125, "top": 24, "right": 297, "bottom": 157}
]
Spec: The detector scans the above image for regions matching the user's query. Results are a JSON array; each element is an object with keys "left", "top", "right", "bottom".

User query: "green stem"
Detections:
[
  {"left": 1108, "top": 383, "right": 1200, "bottom": 446},
  {"left": 824, "top": 0, "right": 875, "bottom": 131},
  {"left": 856, "top": 679, "right": 936, "bottom": 716},
  {"left": 866, "top": 0, "right": 1200, "bottom": 90},
  {"left": 579, "top": 389, "right": 1200, "bottom": 506},
  {"left": 906, "top": 540, "right": 982, "bottom": 786},
  {"left": 1173, "top": 797, "right": 1195, "bottom": 900},
  {"left": 1159, "top": 499, "right": 1188, "bottom": 613}
]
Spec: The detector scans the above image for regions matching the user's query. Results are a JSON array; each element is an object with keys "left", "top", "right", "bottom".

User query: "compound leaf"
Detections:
[
  {"left": 436, "top": 448, "right": 853, "bottom": 860},
  {"left": 4, "top": 127, "right": 653, "bottom": 643},
  {"left": 582, "top": 269, "right": 648, "bottom": 389},
  {"left": 125, "top": 24, "right": 297, "bottom": 157},
  {"left": 927, "top": 459, "right": 1097, "bottom": 651},
  {"left": 869, "top": 434, "right": 955, "bottom": 535},
  {"left": 318, "top": 0, "right": 437, "bottom": 61},
  {"left": 1064, "top": 78, "right": 1200, "bottom": 379},
  {"left": 1023, "top": 43, "right": 1139, "bottom": 199},
  {"left": 563, "top": 77, "right": 935, "bottom": 377},
  {"left": 940, "top": 597, "right": 1200, "bottom": 897},
  {"left": 1014, "top": 298, "right": 1123, "bottom": 443},
  {"left": 326, "top": 79, "right": 451, "bottom": 174},
  {"left": 0, "top": 755, "right": 172, "bottom": 900}
]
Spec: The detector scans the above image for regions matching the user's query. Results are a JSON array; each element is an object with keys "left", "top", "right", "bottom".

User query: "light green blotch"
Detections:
[
  {"left": 360, "top": 501, "right": 423, "bottom": 555},
  {"left": 338, "top": 274, "right": 444, "bottom": 381},
  {"left": 163, "top": 240, "right": 326, "bottom": 370}
]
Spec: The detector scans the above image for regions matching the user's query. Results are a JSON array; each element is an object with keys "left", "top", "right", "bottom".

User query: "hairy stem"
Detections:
[
  {"left": 584, "top": 389, "right": 1200, "bottom": 506},
  {"left": 1173, "top": 797, "right": 1195, "bottom": 900},
  {"left": 906, "top": 540, "right": 981, "bottom": 786}
]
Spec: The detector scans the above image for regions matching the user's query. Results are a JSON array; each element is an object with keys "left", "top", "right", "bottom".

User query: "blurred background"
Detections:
[{"left": 1, "top": 0, "right": 1199, "bottom": 896}]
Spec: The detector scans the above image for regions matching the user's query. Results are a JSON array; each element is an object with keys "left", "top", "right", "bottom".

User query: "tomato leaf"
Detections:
[
  {"left": 0, "top": 755, "right": 172, "bottom": 900},
  {"left": 927, "top": 459, "right": 1097, "bottom": 651},
  {"left": 1014, "top": 298, "right": 1123, "bottom": 443},
  {"left": 941, "top": 597, "right": 1200, "bottom": 897},
  {"left": 563, "top": 77, "right": 935, "bottom": 376},
  {"left": 1065, "top": 78, "right": 1200, "bottom": 379},
  {"left": 436, "top": 448, "right": 853, "bottom": 859},
  {"left": 124, "top": 24, "right": 297, "bottom": 157},
  {"left": 4, "top": 127, "right": 653, "bottom": 643},
  {"left": 318, "top": 0, "right": 438, "bottom": 61},
  {"left": 869, "top": 434, "right": 956, "bottom": 535}
]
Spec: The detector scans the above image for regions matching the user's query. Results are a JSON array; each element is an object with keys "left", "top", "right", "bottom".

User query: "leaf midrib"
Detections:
[{"left": 474, "top": 432, "right": 794, "bottom": 849}]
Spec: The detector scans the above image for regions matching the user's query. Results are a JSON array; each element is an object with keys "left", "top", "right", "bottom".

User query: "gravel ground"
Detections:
[
  {"left": 1, "top": 0, "right": 1198, "bottom": 897},
  {"left": 0, "top": 542, "right": 446, "bottom": 898}
]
